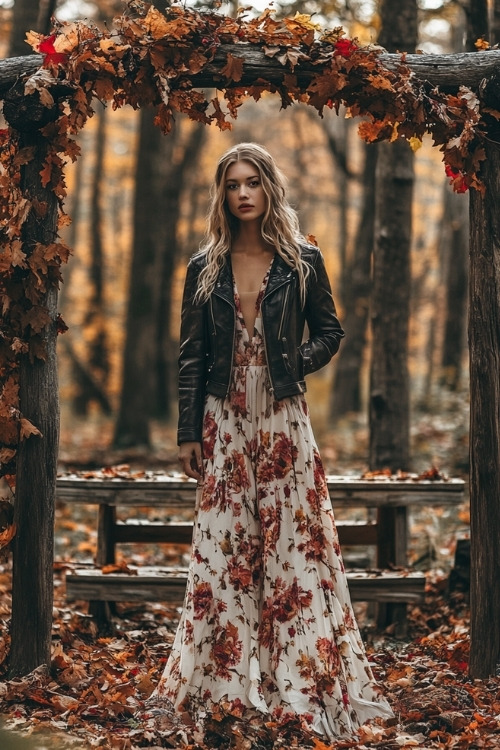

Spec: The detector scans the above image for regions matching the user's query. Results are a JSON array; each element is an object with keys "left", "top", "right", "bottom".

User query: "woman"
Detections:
[{"left": 151, "top": 142, "right": 392, "bottom": 738}]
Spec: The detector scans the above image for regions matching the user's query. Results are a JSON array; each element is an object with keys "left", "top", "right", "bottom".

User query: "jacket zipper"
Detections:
[
  {"left": 277, "top": 285, "right": 290, "bottom": 340},
  {"left": 227, "top": 305, "right": 235, "bottom": 397},
  {"left": 208, "top": 299, "right": 216, "bottom": 372}
]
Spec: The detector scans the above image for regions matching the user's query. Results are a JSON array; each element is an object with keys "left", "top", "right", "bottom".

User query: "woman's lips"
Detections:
[{"left": 239, "top": 204, "right": 253, "bottom": 212}]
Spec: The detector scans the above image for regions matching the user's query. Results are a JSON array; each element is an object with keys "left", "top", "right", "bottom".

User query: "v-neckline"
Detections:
[{"left": 233, "top": 259, "right": 273, "bottom": 336}]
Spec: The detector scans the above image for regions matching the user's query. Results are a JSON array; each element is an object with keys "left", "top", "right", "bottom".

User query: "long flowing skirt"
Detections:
[{"left": 152, "top": 361, "right": 393, "bottom": 737}]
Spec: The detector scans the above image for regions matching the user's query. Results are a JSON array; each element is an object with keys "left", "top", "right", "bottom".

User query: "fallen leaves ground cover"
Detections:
[{"left": 1, "top": 567, "right": 499, "bottom": 749}]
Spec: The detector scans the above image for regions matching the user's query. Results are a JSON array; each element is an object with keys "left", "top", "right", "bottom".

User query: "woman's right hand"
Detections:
[{"left": 178, "top": 442, "right": 204, "bottom": 482}]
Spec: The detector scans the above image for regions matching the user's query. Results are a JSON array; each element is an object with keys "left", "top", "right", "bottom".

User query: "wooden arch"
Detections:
[{"left": 0, "top": 4, "right": 499, "bottom": 679}]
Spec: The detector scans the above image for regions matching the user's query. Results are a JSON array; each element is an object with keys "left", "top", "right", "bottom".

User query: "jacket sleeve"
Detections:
[
  {"left": 298, "top": 249, "right": 345, "bottom": 375},
  {"left": 177, "top": 258, "right": 208, "bottom": 445}
]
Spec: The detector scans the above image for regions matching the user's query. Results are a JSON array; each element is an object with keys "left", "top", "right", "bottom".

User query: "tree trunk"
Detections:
[
  {"left": 436, "top": 8, "right": 470, "bottom": 392},
  {"left": 493, "top": 0, "right": 500, "bottom": 46},
  {"left": 369, "top": 138, "right": 413, "bottom": 472},
  {"left": 331, "top": 143, "right": 377, "bottom": 419},
  {"left": 9, "top": 130, "right": 59, "bottom": 677},
  {"left": 369, "top": 0, "right": 417, "bottom": 473},
  {"left": 114, "top": 113, "right": 206, "bottom": 444},
  {"left": 113, "top": 109, "right": 164, "bottom": 448},
  {"left": 155, "top": 123, "right": 206, "bottom": 420},
  {"left": 72, "top": 104, "right": 109, "bottom": 415},
  {"left": 8, "top": 0, "right": 41, "bottom": 58},
  {"left": 440, "top": 188, "right": 469, "bottom": 389},
  {"left": 468, "top": 138, "right": 500, "bottom": 678},
  {"left": 464, "top": 0, "right": 489, "bottom": 49}
]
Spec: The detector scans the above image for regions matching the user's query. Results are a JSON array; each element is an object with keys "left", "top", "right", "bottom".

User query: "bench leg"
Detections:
[
  {"left": 89, "top": 505, "right": 117, "bottom": 625},
  {"left": 376, "top": 506, "right": 409, "bottom": 633},
  {"left": 376, "top": 603, "right": 408, "bottom": 637}
]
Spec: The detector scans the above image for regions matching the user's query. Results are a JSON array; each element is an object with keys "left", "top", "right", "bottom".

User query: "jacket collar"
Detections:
[{"left": 213, "top": 252, "right": 293, "bottom": 304}]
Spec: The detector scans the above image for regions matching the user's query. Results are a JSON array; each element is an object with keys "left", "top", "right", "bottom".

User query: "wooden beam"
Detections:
[{"left": 2, "top": 48, "right": 500, "bottom": 100}]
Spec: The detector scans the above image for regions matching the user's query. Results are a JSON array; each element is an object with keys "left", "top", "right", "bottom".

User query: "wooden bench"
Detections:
[
  {"left": 57, "top": 473, "right": 465, "bottom": 632},
  {"left": 66, "top": 566, "right": 427, "bottom": 605}
]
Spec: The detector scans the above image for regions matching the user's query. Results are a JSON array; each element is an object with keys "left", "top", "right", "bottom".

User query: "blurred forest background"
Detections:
[{"left": 2, "top": 0, "right": 475, "bottom": 475}]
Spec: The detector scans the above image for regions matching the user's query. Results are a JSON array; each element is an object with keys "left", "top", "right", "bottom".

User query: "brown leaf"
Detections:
[
  {"left": 210, "top": 97, "right": 232, "bottom": 131},
  {"left": 221, "top": 53, "right": 244, "bottom": 82},
  {"left": 0, "top": 241, "right": 27, "bottom": 272},
  {"left": 20, "top": 417, "right": 43, "bottom": 440},
  {"left": 21, "top": 305, "right": 52, "bottom": 334},
  {"left": 13, "top": 146, "right": 35, "bottom": 166},
  {"left": 0, "top": 447, "right": 16, "bottom": 463}
]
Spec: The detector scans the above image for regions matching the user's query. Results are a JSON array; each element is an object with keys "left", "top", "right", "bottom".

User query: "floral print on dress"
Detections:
[{"left": 151, "top": 266, "right": 393, "bottom": 738}]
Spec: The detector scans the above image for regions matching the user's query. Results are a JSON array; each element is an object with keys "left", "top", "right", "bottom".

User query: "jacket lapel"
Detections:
[
  {"left": 264, "top": 253, "right": 293, "bottom": 298},
  {"left": 213, "top": 256, "right": 235, "bottom": 306}
]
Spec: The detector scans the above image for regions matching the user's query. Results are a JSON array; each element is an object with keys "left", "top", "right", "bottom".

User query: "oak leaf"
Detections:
[
  {"left": 0, "top": 241, "right": 27, "bottom": 271},
  {"left": 20, "top": 417, "right": 42, "bottom": 440},
  {"left": 367, "top": 73, "right": 395, "bottom": 92},
  {"left": 221, "top": 53, "right": 244, "bottom": 82},
  {"left": 21, "top": 305, "right": 52, "bottom": 334},
  {"left": 187, "top": 50, "right": 208, "bottom": 75},
  {"left": 210, "top": 97, "right": 232, "bottom": 131},
  {"left": 99, "top": 39, "right": 130, "bottom": 57}
]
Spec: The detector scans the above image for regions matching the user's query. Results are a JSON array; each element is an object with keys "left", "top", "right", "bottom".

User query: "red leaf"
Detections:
[
  {"left": 39, "top": 34, "right": 69, "bottom": 67},
  {"left": 334, "top": 38, "right": 358, "bottom": 58}
]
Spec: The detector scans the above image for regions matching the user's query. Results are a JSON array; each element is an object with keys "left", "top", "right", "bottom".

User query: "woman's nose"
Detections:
[{"left": 238, "top": 183, "right": 249, "bottom": 198}]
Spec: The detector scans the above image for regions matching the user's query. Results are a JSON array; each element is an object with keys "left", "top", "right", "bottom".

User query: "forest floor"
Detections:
[{"left": 2, "top": 398, "right": 497, "bottom": 750}]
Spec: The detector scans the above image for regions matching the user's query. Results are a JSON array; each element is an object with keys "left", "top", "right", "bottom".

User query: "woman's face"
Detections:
[{"left": 224, "top": 160, "right": 267, "bottom": 224}]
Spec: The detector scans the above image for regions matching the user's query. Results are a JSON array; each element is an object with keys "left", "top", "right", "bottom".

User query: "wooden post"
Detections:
[
  {"left": 468, "top": 136, "right": 500, "bottom": 678},
  {"left": 3, "top": 93, "right": 60, "bottom": 676}
]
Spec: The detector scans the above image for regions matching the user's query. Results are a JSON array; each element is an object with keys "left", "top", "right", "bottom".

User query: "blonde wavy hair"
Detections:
[{"left": 194, "top": 142, "right": 310, "bottom": 304}]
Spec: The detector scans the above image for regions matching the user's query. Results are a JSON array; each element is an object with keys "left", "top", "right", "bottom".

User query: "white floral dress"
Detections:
[{"left": 152, "top": 268, "right": 393, "bottom": 738}]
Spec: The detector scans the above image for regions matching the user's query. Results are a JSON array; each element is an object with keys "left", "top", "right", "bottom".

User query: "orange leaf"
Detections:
[
  {"left": 312, "top": 739, "right": 332, "bottom": 750},
  {"left": 0, "top": 523, "right": 16, "bottom": 549},
  {"left": 101, "top": 562, "right": 137, "bottom": 575},
  {"left": 40, "top": 161, "right": 52, "bottom": 187},
  {"left": 475, "top": 38, "right": 490, "bottom": 50}
]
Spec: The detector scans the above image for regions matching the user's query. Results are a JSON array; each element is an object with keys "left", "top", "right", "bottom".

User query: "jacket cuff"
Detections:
[{"left": 177, "top": 428, "right": 202, "bottom": 446}]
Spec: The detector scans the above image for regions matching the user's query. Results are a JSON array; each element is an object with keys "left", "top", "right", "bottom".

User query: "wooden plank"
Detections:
[
  {"left": 114, "top": 521, "right": 194, "bottom": 545},
  {"left": 66, "top": 567, "right": 425, "bottom": 605},
  {"left": 111, "top": 520, "right": 378, "bottom": 547},
  {"left": 56, "top": 474, "right": 465, "bottom": 509}
]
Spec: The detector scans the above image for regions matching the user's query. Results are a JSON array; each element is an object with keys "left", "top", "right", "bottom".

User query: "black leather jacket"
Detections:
[{"left": 177, "top": 244, "right": 344, "bottom": 444}]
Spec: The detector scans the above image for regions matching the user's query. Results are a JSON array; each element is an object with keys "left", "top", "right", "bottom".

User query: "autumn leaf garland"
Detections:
[{"left": 0, "top": 1, "right": 495, "bottom": 481}]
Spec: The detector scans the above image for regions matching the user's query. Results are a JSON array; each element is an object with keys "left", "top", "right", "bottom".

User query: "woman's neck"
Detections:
[{"left": 231, "top": 222, "right": 272, "bottom": 256}]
